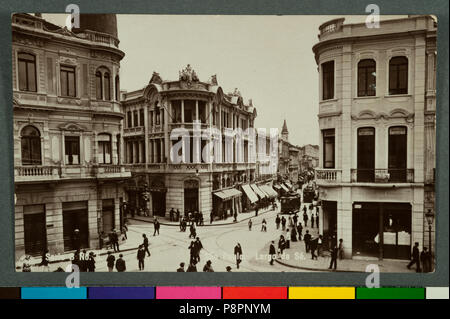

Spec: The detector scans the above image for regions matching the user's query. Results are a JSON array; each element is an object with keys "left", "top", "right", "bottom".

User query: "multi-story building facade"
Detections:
[
  {"left": 313, "top": 16, "right": 436, "bottom": 260},
  {"left": 13, "top": 14, "right": 130, "bottom": 259},
  {"left": 121, "top": 67, "right": 266, "bottom": 219},
  {"left": 278, "top": 120, "right": 301, "bottom": 185},
  {"left": 299, "top": 144, "right": 319, "bottom": 172}
]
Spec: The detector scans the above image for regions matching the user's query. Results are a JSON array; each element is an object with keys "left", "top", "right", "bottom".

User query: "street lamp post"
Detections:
[{"left": 425, "top": 209, "right": 435, "bottom": 271}]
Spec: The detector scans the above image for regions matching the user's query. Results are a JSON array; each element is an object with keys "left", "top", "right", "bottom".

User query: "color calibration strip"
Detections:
[{"left": 0, "top": 287, "right": 448, "bottom": 300}]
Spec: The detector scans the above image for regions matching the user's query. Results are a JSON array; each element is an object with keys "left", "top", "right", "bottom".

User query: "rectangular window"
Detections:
[
  {"left": 133, "top": 110, "right": 138, "bottom": 127},
  {"left": 322, "top": 61, "right": 334, "bottom": 100},
  {"left": 60, "top": 65, "right": 76, "bottom": 97},
  {"left": 127, "top": 111, "right": 132, "bottom": 128},
  {"left": 357, "top": 59, "right": 376, "bottom": 97},
  {"left": 65, "top": 136, "right": 80, "bottom": 165},
  {"left": 323, "top": 129, "right": 335, "bottom": 168},
  {"left": 18, "top": 53, "right": 37, "bottom": 92},
  {"left": 98, "top": 135, "right": 112, "bottom": 164},
  {"left": 389, "top": 57, "right": 408, "bottom": 95},
  {"left": 139, "top": 109, "right": 145, "bottom": 126},
  {"left": 357, "top": 127, "right": 375, "bottom": 182},
  {"left": 388, "top": 126, "right": 407, "bottom": 182}
]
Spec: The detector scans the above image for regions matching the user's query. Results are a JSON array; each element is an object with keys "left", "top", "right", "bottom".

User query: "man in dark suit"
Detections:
[
  {"left": 269, "top": 241, "right": 276, "bottom": 265},
  {"left": 142, "top": 234, "right": 151, "bottom": 257},
  {"left": 115, "top": 254, "right": 126, "bottom": 272},
  {"left": 234, "top": 243, "right": 243, "bottom": 269},
  {"left": 304, "top": 230, "right": 311, "bottom": 252},
  {"left": 137, "top": 245, "right": 146, "bottom": 271},
  {"left": 329, "top": 245, "right": 338, "bottom": 270},
  {"left": 407, "top": 242, "right": 421, "bottom": 272}
]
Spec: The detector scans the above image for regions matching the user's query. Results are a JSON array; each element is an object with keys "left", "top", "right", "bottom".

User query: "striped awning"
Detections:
[
  {"left": 214, "top": 188, "right": 242, "bottom": 200},
  {"left": 280, "top": 184, "right": 289, "bottom": 192},
  {"left": 250, "top": 184, "right": 267, "bottom": 199},
  {"left": 242, "top": 184, "right": 259, "bottom": 203},
  {"left": 261, "top": 184, "right": 278, "bottom": 198}
]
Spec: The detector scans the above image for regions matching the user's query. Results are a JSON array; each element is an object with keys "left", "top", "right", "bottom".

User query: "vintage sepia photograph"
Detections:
[{"left": 12, "top": 13, "right": 437, "bottom": 273}]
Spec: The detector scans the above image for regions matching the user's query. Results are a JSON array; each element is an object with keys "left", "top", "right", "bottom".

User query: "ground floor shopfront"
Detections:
[
  {"left": 319, "top": 185, "right": 426, "bottom": 260},
  {"left": 15, "top": 180, "right": 125, "bottom": 260}
]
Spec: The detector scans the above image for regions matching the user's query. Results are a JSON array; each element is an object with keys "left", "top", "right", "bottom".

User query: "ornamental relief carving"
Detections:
[{"left": 12, "top": 34, "right": 45, "bottom": 47}]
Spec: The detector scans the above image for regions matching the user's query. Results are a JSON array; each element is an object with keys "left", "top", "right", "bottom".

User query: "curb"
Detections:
[
  {"left": 274, "top": 258, "right": 363, "bottom": 273},
  {"left": 129, "top": 208, "right": 275, "bottom": 227}
]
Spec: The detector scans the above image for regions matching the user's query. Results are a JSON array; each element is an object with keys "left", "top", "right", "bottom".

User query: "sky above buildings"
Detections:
[{"left": 43, "top": 14, "right": 404, "bottom": 147}]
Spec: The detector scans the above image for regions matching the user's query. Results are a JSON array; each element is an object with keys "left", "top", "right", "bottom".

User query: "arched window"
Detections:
[
  {"left": 95, "top": 71, "right": 103, "bottom": 100},
  {"left": 389, "top": 56, "right": 408, "bottom": 95},
  {"left": 358, "top": 59, "right": 376, "bottom": 97},
  {"left": 98, "top": 133, "right": 112, "bottom": 164},
  {"left": 21, "top": 125, "right": 41, "bottom": 165},
  {"left": 104, "top": 72, "right": 111, "bottom": 101},
  {"left": 18, "top": 53, "right": 37, "bottom": 92}
]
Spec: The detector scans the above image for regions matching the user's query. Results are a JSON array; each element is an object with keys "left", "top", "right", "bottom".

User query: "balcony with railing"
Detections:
[
  {"left": 14, "top": 166, "right": 60, "bottom": 183},
  {"left": 351, "top": 169, "right": 414, "bottom": 184},
  {"left": 123, "top": 126, "right": 145, "bottom": 136},
  {"left": 315, "top": 168, "right": 342, "bottom": 184},
  {"left": 94, "top": 164, "right": 131, "bottom": 179}
]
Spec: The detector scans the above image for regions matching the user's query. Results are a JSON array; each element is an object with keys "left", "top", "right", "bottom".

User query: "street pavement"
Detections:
[{"left": 19, "top": 192, "right": 415, "bottom": 273}]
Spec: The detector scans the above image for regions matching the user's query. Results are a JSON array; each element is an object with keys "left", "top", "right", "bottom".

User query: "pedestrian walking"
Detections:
[
  {"left": 115, "top": 254, "right": 126, "bottom": 272},
  {"left": 177, "top": 262, "right": 185, "bottom": 272},
  {"left": 137, "top": 245, "right": 146, "bottom": 271},
  {"left": 142, "top": 234, "right": 151, "bottom": 257},
  {"left": 303, "top": 210, "right": 308, "bottom": 228},
  {"left": 407, "top": 242, "right": 421, "bottom": 272},
  {"left": 293, "top": 213, "right": 298, "bottom": 226},
  {"left": 248, "top": 218, "right": 253, "bottom": 231},
  {"left": 194, "top": 237, "right": 203, "bottom": 262},
  {"left": 328, "top": 245, "right": 338, "bottom": 270},
  {"left": 310, "top": 237, "right": 318, "bottom": 260},
  {"left": 285, "top": 229, "right": 291, "bottom": 249},
  {"left": 281, "top": 216, "right": 286, "bottom": 231},
  {"left": 234, "top": 243, "right": 243, "bottom": 269},
  {"left": 255, "top": 207, "right": 259, "bottom": 217},
  {"left": 39, "top": 249, "right": 50, "bottom": 272},
  {"left": 169, "top": 208, "right": 175, "bottom": 222},
  {"left": 203, "top": 260, "right": 214, "bottom": 272},
  {"left": 297, "top": 222, "right": 303, "bottom": 241},
  {"left": 317, "top": 235, "right": 323, "bottom": 257},
  {"left": 304, "top": 230, "right": 311, "bottom": 253},
  {"left": 153, "top": 218, "right": 160, "bottom": 236},
  {"left": 87, "top": 252, "right": 96, "bottom": 272},
  {"left": 310, "top": 214, "right": 315, "bottom": 229},
  {"left": 261, "top": 219, "right": 267, "bottom": 232},
  {"left": 72, "top": 229, "right": 81, "bottom": 252},
  {"left": 291, "top": 226, "right": 298, "bottom": 242},
  {"left": 106, "top": 251, "right": 115, "bottom": 272},
  {"left": 121, "top": 223, "right": 128, "bottom": 240},
  {"left": 111, "top": 229, "right": 120, "bottom": 252},
  {"left": 189, "top": 224, "right": 197, "bottom": 239},
  {"left": 278, "top": 235, "right": 286, "bottom": 256},
  {"left": 275, "top": 215, "right": 281, "bottom": 230},
  {"left": 269, "top": 241, "right": 276, "bottom": 265},
  {"left": 420, "top": 247, "right": 432, "bottom": 273},
  {"left": 338, "top": 239, "right": 344, "bottom": 260}
]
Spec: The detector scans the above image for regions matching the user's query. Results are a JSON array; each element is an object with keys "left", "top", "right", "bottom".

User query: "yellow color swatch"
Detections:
[{"left": 289, "top": 287, "right": 355, "bottom": 299}]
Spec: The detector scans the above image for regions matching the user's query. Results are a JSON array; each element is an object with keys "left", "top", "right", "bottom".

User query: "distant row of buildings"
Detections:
[{"left": 277, "top": 120, "right": 319, "bottom": 185}]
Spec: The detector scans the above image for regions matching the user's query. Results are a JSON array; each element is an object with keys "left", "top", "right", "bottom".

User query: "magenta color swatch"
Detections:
[{"left": 156, "top": 287, "right": 221, "bottom": 299}]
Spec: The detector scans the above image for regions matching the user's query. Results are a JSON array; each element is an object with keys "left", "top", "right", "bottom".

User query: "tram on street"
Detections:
[{"left": 280, "top": 191, "right": 301, "bottom": 214}]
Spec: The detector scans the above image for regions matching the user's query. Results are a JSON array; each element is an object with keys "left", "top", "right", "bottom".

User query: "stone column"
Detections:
[
  {"left": 195, "top": 100, "right": 199, "bottom": 121},
  {"left": 181, "top": 100, "right": 185, "bottom": 125},
  {"left": 337, "top": 186, "right": 352, "bottom": 258},
  {"left": 144, "top": 103, "right": 149, "bottom": 165},
  {"left": 341, "top": 44, "right": 352, "bottom": 183}
]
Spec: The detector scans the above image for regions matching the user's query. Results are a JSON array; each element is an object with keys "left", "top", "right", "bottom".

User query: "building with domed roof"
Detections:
[{"left": 12, "top": 13, "right": 130, "bottom": 258}]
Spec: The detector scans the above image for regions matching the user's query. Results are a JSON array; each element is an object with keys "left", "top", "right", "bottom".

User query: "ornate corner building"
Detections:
[
  {"left": 121, "top": 66, "right": 277, "bottom": 219},
  {"left": 313, "top": 16, "right": 436, "bottom": 260},
  {"left": 12, "top": 13, "right": 130, "bottom": 258}
]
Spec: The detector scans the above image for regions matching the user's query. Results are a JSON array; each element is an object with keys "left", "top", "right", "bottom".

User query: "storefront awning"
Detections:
[
  {"left": 261, "top": 184, "right": 278, "bottom": 198},
  {"left": 280, "top": 184, "right": 289, "bottom": 192},
  {"left": 242, "top": 184, "right": 259, "bottom": 203},
  {"left": 250, "top": 184, "right": 267, "bottom": 199},
  {"left": 214, "top": 188, "right": 242, "bottom": 201},
  {"left": 273, "top": 184, "right": 281, "bottom": 190},
  {"left": 284, "top": 181, "right": 292, "bottom": 188}
]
